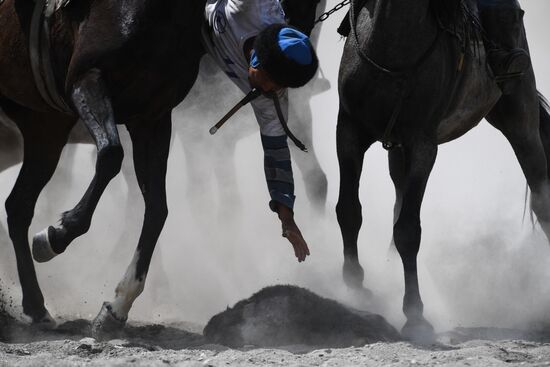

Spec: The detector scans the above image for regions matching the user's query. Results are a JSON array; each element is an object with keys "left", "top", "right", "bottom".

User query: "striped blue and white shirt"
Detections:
[{"left": 202, "top": 0, "right": 296, "bottom": 210}]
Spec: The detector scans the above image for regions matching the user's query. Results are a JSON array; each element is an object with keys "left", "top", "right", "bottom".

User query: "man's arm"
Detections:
[
  {"left": 259, "top": 113, "right": 310, "bottom": 262},
  {"left": 272, "top": 201, "right": 310, "bottom": 262},
  {"left": 245, "top": 38, "right": 310, "bottom": 262}
]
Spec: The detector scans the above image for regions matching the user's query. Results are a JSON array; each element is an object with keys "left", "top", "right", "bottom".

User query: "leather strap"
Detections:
[
  {"left": 271, "top": 92, "right": 308, "bottom": 152},
  {"left": 30, "top": 0, "right": 72, "bottom": 114}
]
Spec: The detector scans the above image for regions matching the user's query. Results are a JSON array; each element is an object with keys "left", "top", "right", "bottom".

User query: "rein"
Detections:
[
  {"left": 315, "top": 0, "right": 351, "bottom": 24},
  {"left": 271, "top": 92, "right": 308, "bottom": 152},
  {"left": 209, "top": 89, "right": 308, "bottom": 152},
  {"left": 349, "top": 0, "right": 442, "bottom": 150}
]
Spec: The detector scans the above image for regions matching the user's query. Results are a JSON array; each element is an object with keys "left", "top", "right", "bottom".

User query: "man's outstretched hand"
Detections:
[{"left": 276, "top": 204, "right": 310, "bottom": 262}]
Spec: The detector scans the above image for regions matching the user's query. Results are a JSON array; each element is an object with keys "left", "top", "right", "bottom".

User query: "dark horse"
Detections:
[
  {"left": 0, "top": 0, "right": 324, "bottom": 336},
  {"left": 337, "top": 0, "right": 550, "bottom": 339}
]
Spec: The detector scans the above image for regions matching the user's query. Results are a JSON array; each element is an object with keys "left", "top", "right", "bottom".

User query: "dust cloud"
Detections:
[{"left": 0, "top": 1, "right": 549, "bottom": 337}]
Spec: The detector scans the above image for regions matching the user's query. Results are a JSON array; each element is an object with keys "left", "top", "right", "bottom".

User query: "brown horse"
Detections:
[
  {"left": 0, "top": 0, "right": 205, "bottom": 336},
  {"left": 0, "top": 0, "right": 325, "bottom": 337}
]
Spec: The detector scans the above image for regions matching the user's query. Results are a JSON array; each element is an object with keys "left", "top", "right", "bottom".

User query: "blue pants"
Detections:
[{"left": 478, "top": 0, "right": 520, "bottom": 9}]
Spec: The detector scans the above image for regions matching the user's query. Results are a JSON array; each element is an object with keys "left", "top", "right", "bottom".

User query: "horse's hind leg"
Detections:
[
  {"left": 31, "top": 69, "right": 123, "bottom": 262},
  {"left": 289, "top": 92, "right": 328, "bottom": 213},
  {"left": 393, "top": 138, "right": 437, "bottom": 341},
  {"left": 0, "top": 106, "right": 23, "bottom": 172},
  {"left": 487, "top": 85, "right": 550, "bottom": 239},
  {"left": 2, "top": 104, "right": 72, "bottom": 324},
  {"left": 0, "top": 106, "right": 24, "bottom": 280},
  {"left": 92, "top": 114, "right": 170, "bottom": 337},
  {"left": 537, "top": 94, "right": 550, "bottom": 180},
  {"left": 336, "top": 109, "right": 374, "bottom": 296}
]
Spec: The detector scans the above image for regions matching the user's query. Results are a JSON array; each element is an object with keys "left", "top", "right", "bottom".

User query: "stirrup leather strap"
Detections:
[{"left": 30, "top": 0, "right": 73, "bottom": 114}]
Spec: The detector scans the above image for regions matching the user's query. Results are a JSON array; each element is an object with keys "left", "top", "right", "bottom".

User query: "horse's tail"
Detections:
[
  {"left": 540, "top": 91, "right": 550, "bottom": 134},
  {"left": 524, "top": 92, "right": 550, "bottom": 227},
  {"left": 538, "top": 94, "right": 550, "bottom": 220},
  {"left": 538, "top": 91, "right": 550, "bottom": 178}
]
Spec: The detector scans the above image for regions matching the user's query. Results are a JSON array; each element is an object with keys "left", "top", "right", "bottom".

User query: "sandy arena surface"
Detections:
[{"left": 2, "top": 321, "right": 550, "bottom": 366}]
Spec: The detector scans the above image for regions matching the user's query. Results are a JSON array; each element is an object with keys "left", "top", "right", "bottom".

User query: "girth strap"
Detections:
[
  {"left": 30, "top": 0, "right": 72, "bottom": 114},
  {"left": 381, "top": 80, "right": 409, "bottom": 150}
]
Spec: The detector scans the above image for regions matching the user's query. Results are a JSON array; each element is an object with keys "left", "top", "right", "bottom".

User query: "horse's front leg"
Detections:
[
  {"left": 336, "top": 109, "right": 374, "bottom": 296},
  {"left": 388, "top": 147, "right": 406, "bottom": 253},
  {"left": 3, "top": 105, "right": 73, "bottom": 325},
  {"left": 393, "top": 138, "right": 437, "bottom": 341},
  {"left": 92, "top": 114, "right": 171, "bottom": 338},
  {"left": 31, "top": 68, "right": 123, "bottom": 262}
]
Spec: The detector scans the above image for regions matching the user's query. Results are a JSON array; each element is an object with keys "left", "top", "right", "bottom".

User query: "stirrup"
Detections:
[
  {"left": 488, "top": 48, "right": 530, "bottom": 80},
  {"left": 495, "top": 71, "right": 524, "bottom": 83}
]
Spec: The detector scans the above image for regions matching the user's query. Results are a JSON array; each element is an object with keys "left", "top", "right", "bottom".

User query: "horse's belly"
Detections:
[
  {"left": 0, "top": 110, "right": 23, "bottom": 171},
  {"left": 108, "top": 61, "right": 201, "bottom": 124},
  {"left": 436, "top": 61, "right": 501, "bottom": 144}
]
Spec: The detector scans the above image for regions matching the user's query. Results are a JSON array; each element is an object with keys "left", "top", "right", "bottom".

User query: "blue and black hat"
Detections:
[{"left": 251, "top": 24, "right": 319, "bottom": 88}]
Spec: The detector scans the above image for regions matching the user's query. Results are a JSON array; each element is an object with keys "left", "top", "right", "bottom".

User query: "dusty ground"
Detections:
[{"left": 2, "top": 318, "right": 550, "bottom": 366}]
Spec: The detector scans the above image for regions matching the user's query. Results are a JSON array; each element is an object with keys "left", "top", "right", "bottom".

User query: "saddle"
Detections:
[
  {"left": 337, "top": 0, "right": 482, "bottom": 47},
  {"left": 43, "top": 0, "right": 73, "bottom": 15},
  {"left": 29, "top": 0, "right": 74, "bottom": 114},
  {"left": 0, "top": 0, "right": 71, "bottom": 7}
]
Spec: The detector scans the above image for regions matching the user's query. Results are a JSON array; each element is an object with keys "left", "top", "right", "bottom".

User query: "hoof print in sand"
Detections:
[{"left": 204, "top": 285, "right": 401, "bottom": 348}]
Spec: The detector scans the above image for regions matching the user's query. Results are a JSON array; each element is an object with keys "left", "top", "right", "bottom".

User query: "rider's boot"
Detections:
[{"left": 479, "top": 3, "right": 531, "bottom": 94}]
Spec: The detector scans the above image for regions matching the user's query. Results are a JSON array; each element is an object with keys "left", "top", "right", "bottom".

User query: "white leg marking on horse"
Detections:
[
  {"left": 32, "top": 227, "right": 59, "bottom": 263},
  {"left": 110, "top": 251, "right": 146, "bottom": 319}
]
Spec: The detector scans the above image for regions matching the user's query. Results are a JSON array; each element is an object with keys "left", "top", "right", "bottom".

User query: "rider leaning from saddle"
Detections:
[{"left": 201, "top": 0, "right": 318, "bottom": 262}]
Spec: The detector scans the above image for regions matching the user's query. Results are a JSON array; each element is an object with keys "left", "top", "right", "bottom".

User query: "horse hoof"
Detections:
[
  {"left": 32, "top": 227, "right": 59, "bottom": 263},
  {"left": 343, "top": 260, "right": 365, "bottom": 290},
  {"left": 92, "top": 302, "right": 127, "bottom": 340},
  {"left": 357, "top": 286, "right": 374, "bottom": 299},
  {"left": 32, "top": 310, "right": 57, "bottom": 330},
  {"left": 401, "top": 317, "right": 435, "bottom": 343}
]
